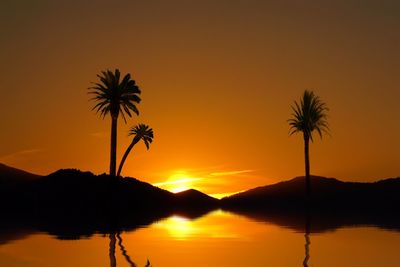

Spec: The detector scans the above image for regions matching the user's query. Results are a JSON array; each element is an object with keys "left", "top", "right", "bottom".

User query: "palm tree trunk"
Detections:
[
  {"left": 303, "top": 135, "right": 311, "bottom": 267},
  {"left": 304, "top": 133, "right": 311, "bottom": 198},
  {"left": 110, "top": 116, "right": 118, "bottom": 176},
  {"left": 117, "top": 136, "right": 140, "bottom": 177}
]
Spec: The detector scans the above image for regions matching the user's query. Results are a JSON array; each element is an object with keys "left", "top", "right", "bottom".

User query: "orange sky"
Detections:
[{"left": 1, "top": 1, "right": 399, "bottom": 196}]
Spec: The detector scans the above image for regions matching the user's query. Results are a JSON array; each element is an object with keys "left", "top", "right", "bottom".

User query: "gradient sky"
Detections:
[{"left": 1, "top": 0, "right": 399, "bottom": 196}]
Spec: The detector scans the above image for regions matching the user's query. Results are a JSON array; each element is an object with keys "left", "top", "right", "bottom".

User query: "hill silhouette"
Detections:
[
  {"left": 1, "top": 168, "right": 219, "bottom": 214},
  {"left": 0, "top": 163, "right": 40, "bottom": 184},
  {"left": 221, "top": 175, "right": 400, "bottom": 211},
  {"left": 175, "top": 189, "right": 218, "bottom": 206}
]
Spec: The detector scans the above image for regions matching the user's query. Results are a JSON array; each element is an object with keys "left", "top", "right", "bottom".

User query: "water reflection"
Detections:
[
  {"left": 1, "top": 206, "right": 400, "bottom": 244},
  {"left": 155, "top": 215, "right": 201, "bottom": 240},
  {"left": 303, "top": 231, "right": 310, "bottom": 267},
  {"left": 1, "top": 210, "right": 400, "bottom": 267},
  {"left": 303, "top": 215, "right": 311, "bottom": 267},
  {"left": 116, "top": 233, "right": 137, "bottom": 267},
  {"left": 109, "top": 232, "right": 151, "bottom": 267},
  {"left": 154, "top": 211, "right": 246, "bottom": 240},
  {"left": 224, "top": 208, "right": 400, "bottom": 234},
  {"left": 109, "top": 233, "right": 117, "bottom": 267}
]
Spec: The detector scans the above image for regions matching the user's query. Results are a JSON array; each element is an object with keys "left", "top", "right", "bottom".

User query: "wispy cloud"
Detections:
[
  {"left": 0, "top": 149, "right": 42, "bottom": 162},
  {"left": 210, "top": 170, "right": 254, "bottom": 177},
  {"left": 154, "top": 177, "right": 202, "bottom": 187}
]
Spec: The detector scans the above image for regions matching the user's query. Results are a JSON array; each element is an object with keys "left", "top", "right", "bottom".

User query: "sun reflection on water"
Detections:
[
  {"left": 155, "top": 216, "right": 195, "bottom": 240},
  {"left": 154, "top": 210, "right": 242, "bottom": 241}
]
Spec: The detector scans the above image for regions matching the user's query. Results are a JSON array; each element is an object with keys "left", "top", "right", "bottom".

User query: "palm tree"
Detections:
[
  {"left": 89, "top": 69, "right": 141, "bottom": 176},
  {"left": 117, "top": 124, "right": 154, "bottom": 177},
  {"left": 288, "top": 90, "right": 329, "bottom": 198}
]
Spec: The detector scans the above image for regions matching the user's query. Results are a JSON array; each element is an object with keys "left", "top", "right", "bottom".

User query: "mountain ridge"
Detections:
[
  {"left": 0, "top": 163, "right": 41, "bottom": 184},
  {"left": 1, "top": 163, "right": 399, "bottom": 208},
  {"left": 221, "top": 175, "right": 400, "bottom": 212}
]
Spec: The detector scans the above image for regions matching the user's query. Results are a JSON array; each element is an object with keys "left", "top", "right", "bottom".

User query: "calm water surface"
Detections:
[{"left": 1, "top": 210, "right": 400, "bottom": 267}]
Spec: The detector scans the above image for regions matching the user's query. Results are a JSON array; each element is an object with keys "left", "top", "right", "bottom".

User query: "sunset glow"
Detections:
[
  {"left": 153, "top": 172, "right": 202, "bottom": 193},
  {"left": 1, "top": 0, "right": 399, "bottom": 196},
  {"left": 1, "top": 2, "right": 400, "bottom": 267}
]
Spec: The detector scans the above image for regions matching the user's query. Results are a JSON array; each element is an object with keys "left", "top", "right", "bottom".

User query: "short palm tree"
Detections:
[
  {"left": 89, "top": 69, "right": 141, "bottom": 176},
  {"left": 288, "top": 90, "right": 329, "bottom": 197},
  {"left": 117, "top": 124, "right": 154, "bottom": 177}
]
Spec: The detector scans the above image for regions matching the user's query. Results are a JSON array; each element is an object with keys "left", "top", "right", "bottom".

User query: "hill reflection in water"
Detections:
[{"left": 1, "top": 207, "right": 400, "bottom": 244}]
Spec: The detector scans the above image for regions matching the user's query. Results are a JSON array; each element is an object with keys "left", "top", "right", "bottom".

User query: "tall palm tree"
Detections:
[
  {"left": 117, "top": 124, "right": 154, "bottom": 177},
  {"left": 89, "top": 69, "right": 141, "bottom": 176},
  {"left": 288, "top": 90, "right": 329, "bottom": 198}
]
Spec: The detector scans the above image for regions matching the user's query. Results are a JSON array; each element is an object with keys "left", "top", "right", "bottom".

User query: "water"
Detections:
[{"left": 1, "top": 210, "right": 400, "bottom": 267}]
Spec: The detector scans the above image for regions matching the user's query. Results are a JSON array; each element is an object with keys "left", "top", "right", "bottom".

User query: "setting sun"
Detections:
[{"left": 153, "top": 171, "right": 202, "bottom": 193}]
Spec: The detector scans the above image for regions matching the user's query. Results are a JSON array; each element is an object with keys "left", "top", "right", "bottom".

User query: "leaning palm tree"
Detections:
[
  {"left": 288, "top": 90, "right": 329, "bottom": 198},
  {"left": 89, "top": 69, "right": 141, "bottom": 176},
  {"left": 117, "top": 124, "right": 154, "bottom": 177}
]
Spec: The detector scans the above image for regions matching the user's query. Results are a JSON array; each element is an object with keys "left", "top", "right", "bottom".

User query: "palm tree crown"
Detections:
[
  {"left": 89, "top": 69, "right": 141, "bottom": 121},
  {"left": 129, "top": 124, "right": 154, "bottom": 149},
  {"left": 288, "top": 90, "right": 329, "bottom": 141}
]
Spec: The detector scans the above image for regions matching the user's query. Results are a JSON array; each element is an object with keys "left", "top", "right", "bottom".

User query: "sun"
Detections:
[{"left": 153, "top": 171, "right": 201, "bottom": 193}]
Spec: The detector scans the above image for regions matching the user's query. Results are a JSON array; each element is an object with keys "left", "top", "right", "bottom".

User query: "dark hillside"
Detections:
[
  {"left": 222, "top": 175, "right": 400, "bottom": 212},
  {"left": 0, "top": 163, "right": 40, "bottom": 184}
]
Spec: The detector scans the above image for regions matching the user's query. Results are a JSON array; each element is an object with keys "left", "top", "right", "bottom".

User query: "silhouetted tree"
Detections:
[
  {"left": 89, "top": 69, "right": 141, "bottom": 176},
  {"left": 117, "top": 124, "right": 154, "bottom": 177},
  {"left": 288, "top": 90, "right": 329, "bottom": 198}
]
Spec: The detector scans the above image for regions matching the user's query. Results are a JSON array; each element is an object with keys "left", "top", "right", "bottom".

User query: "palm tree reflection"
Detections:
[
  {"left": 303, "top": 213, "right": 311, "bottom": 267},
  {"left": 109, "top": 233, "right": 117, "bottom": 267},
  {"left": 109, "top": 232, "right": 151, "bottom": 267},
  {"left": 117, "top": 232, "right": 137, "bottom": 267}
]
